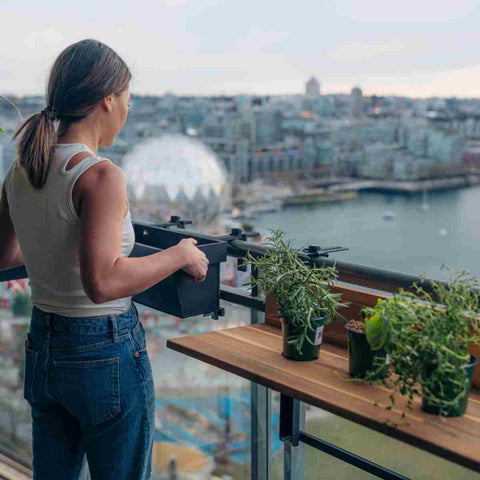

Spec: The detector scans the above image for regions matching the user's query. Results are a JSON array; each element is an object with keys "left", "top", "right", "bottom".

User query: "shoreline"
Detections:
[{"left": 323, "top": 175, "right": 480, "bottom": 194}]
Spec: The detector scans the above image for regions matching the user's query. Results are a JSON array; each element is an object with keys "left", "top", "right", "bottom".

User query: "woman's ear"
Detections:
[{"left": 102, "top": 96, "right": 113, "bottom": 113}]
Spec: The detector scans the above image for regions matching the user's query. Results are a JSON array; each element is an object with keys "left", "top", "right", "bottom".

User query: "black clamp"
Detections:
[
  {"left": 205, "top": 307, "right": 225, "bottom": 321},
  {"left": 216, "top": 227, "right": 261, "bottom": 242},
  {"left": 301, "top": 244, "right": 349, "bottom": 260},
  {"left": 156, "top": 215, "right": 193, "bottom": 229},
  {"left": 216, "top": 228, "right": 261, "bottom": 272}
]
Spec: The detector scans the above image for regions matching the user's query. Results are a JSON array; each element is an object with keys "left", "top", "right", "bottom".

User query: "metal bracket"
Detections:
[
  {"left": 155, "top": 215, "right": 193, "bottom": 229},
  {"left": 216, "top": 227, "right": 261, "bottom": 243},
  {"left": 215, "top": 228, "right": 261, "bottom": 272},
  {"left": 280, "top": 394, "right": 301, "bottom": 447},
  {"left": 204, "top": 307, "right": 225, "bottom": 320},
  {"left": 301, "top": 244, "right": 349, "bottom": 259}
]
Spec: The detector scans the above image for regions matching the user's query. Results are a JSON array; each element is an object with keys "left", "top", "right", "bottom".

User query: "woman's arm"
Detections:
[
  {"left": 78, "top": 161, "right": 208, "bottom": 304},
  {"left": 0, "top": 183, "right": 24, "bottom": 269}
]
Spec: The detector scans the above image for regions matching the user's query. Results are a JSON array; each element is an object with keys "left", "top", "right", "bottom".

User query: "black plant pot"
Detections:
[
  {"left": 130, "top": 221, "right": 227, "bottom": 318},
  {"left": 281, "top": 313, "right": 328, "bottom": 361},
  {"left": 421, "top": 355, "right": 478, "bottom": 417},
  {"left": 346, "top": 327, "right": 388, "bottom": 379}
]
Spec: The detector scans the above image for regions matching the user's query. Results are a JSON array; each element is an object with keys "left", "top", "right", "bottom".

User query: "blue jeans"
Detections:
[{"left": 24, "top": 303, "right": 155, "bottom": 480}]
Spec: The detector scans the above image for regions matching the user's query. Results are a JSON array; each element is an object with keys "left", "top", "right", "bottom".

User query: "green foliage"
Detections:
[
  {"left": 240, "top": 229, "right": 349, "bottom": 353},
  {"left": 363, "top": 266, "right": 480, "bottom": 416},
  {"left": 365, "top": 309, "right": 390, "bottom": 351},
  {"left": 0, "top": 127, "right": 3, "bottom": 133}
]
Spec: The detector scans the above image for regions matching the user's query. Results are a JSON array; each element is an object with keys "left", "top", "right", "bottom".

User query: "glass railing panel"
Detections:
[
  {"left": 304, "top": 443, "right": 375, "bottom": 480},
  {"left": 0, "top": 294, "right": 254, "bottom": 479},
  {"left": 139, "top": 299, "right": 252, "bottom": 480},
  {"left": 0, "top": 284, "right": 32, "bottom": 466},
  {"left": 304, "top": 404, "right": 480, "bottom": 480}
]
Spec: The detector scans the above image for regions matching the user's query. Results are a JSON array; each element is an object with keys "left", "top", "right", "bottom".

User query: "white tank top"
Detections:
[{"left": 5, "top": 143, "right": 135, "bottom": 317}]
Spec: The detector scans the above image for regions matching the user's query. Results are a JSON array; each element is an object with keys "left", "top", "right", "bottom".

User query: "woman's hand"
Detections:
[{"left": 177, "top": 238, "right": 209, "bottom": 282}]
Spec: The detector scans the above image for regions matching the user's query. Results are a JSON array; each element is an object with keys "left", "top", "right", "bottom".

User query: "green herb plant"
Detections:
[
  {"left": 363, "top": 266, "right": 480, "bottom": 417},
  {"left": 241, "top": 229, "right": 349, "bottom": 354}
]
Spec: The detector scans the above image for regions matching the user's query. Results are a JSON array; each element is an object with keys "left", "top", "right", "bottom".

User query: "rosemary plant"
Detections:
[
  {"left": 363, "top": 267, "right": 480, "bottom": 417},
  {"left": 241, "top": 230, "right": 348, "bottom": 354}
]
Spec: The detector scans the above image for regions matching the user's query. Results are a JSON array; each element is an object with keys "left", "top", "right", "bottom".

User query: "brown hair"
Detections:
[{"left": 13, "top": 39, "right": 131, "bottom": 189}]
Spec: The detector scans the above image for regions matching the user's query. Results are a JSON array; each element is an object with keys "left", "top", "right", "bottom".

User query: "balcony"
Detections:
[{"left": 0, "top": 221, "right": 479, "bottom": 480}]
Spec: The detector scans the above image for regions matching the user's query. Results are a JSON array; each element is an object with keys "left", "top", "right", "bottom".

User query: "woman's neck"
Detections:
[
  {"left": 56, "top": 135, "right": 98, "bottom": 155},
  {"left": 56, "top": 122, "right": 100, "bottom": 155}
]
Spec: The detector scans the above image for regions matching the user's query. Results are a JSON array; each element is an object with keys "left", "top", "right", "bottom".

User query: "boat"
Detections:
[
  {"left": 246, "top": 200, "right": 284, "bottom": 215},
  {"left": 382, "top": 210, "right": 396, "bottom": 221},
  {"left": 282, "top": 189, "right": 357, "bottom": 206}
]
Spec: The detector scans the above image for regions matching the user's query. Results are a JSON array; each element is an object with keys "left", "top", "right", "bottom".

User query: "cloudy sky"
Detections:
[{"left": 2, "top": 0, "right": 480, "bottom": 98}]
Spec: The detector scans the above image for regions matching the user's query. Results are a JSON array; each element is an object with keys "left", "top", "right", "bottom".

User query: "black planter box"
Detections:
[{"left": 129, "top": 221, "right": 227, "bottom": 318}]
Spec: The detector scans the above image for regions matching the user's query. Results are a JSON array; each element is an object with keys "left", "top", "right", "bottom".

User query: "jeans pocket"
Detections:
[
  {"left": 54, "top": 357, "right": 121, "bottom": 425},
  {"left": 23, "top": 348, "right": 38, "bottom": 404}
]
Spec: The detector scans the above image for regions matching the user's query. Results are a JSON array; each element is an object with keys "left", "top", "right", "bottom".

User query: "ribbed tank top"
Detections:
[{"left": 5, "top": 143, "right": 135, "bottom": 317}]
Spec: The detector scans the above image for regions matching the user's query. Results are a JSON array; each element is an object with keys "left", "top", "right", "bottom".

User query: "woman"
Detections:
[{"left": 0, "top": 39, "right": 208, "bottom": 480}]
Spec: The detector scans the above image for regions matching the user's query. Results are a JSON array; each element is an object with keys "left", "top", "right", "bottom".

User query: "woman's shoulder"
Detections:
[
  {"left": 76, "top": 156, "right": 126, "bottom": 196},
  {"left": 87, "top": 154, "right": 126, "bottom": 177}
]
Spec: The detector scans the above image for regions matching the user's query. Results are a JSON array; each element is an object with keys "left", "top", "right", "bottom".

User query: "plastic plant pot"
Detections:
[
  {"left": 346, "top": 325, "right": 388, "bottom": 379},
  {"left": 281, "top": 312, "right": 328, "bottom": 361},
  {"left": 421, "top": 355, "right": 478, "bottom": 417}
]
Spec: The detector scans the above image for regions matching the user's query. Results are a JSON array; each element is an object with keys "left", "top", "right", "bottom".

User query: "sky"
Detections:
[{"left": 2, "top": 0, "right": 480, "bottom": 98}]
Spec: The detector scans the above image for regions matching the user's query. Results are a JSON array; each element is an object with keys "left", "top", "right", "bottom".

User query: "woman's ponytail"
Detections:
[
  {"left": 12, "top": 39, "right": 131, "bottom": 190},
  {"left": 13, "top": 109, "right": 56, "bottom": 189}
]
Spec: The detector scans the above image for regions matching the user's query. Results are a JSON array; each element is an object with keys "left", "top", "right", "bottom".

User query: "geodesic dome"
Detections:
[{"left": 123, "top": 134, "right": 231, "bottom": 225}]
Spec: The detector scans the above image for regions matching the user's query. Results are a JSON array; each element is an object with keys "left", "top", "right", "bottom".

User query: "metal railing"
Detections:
[{"left": 0, "top": 220, "right": 466, "bottom": 480}]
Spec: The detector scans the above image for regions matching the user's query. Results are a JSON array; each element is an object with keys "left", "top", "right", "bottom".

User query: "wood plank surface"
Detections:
[{"left": 167, "top": 324, "right": 480, "bottom": 472}]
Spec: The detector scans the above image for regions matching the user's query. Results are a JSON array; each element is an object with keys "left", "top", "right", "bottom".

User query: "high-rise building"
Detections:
[
  {"left": 305, "top": 77, "right": 321, "bottom": 97},
  {"left": 351, "top": 86, "right": 363, "bottom": 118}
]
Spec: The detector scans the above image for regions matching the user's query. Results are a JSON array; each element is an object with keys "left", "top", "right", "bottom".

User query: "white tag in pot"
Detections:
[{"left": 314, "top": 325, "right": 324, "bottom": 346}]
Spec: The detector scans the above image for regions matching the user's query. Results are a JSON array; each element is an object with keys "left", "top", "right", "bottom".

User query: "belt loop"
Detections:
[{"left": 110, "top": 315, "right": 118, "bottom": 343}]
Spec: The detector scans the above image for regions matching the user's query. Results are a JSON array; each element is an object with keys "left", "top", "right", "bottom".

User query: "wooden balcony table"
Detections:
[{"left": 167, "top": 286, "right": 480, "bottom": 480}]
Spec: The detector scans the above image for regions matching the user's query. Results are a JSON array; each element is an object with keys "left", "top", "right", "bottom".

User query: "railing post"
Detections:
[
  {"left": 250, "top": 264, "right": 270, "bottom": 480},
  {"left": 280, "top": 395, "right": 305, "bottom": 480}
]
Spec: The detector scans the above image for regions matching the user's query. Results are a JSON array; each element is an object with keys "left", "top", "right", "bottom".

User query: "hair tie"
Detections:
[{"left": 41, "top": 105, "right": 57, "bottom": 121}]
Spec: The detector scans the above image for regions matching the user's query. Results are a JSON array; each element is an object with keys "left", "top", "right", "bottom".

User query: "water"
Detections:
[{"left": 251, "top": 186, "right": 480, "bottom": 282}]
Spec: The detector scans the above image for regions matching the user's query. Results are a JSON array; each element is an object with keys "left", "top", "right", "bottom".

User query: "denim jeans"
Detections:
[{"left": 24, "top": 302, "right": 155, "bottom": 480}]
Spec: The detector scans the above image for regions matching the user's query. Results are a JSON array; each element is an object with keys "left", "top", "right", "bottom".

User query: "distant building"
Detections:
[
  {"left": 247, "top": 144, "right": 302, "bottom": 183},
  {"left": 250, "top": 110, "right": 283, "bottom": 147},
  {"left": 399, "top": 120, "right": 466, "bottom": 165},
  {"left": 351, "top": 87, "right": 363, "bottom": 118},
  {"left": 305, "top": 77, "right": 321, "bottom": 97}
]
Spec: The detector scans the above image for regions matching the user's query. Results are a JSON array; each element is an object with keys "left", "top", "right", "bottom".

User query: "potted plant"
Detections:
[
  {"left": 242, "top": 230, "right": 349, "bottom": 361},
  {"left": 345, "top": 316, "right": 388, "bottom": 379},
  {"left": 363, "top": 268, "right": 480, "bottom": 417}
]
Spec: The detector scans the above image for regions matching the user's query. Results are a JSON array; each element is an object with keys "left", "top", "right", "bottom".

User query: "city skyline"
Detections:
[{"left": 2, "top": 1, "right": 480, "bottom": 98}]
